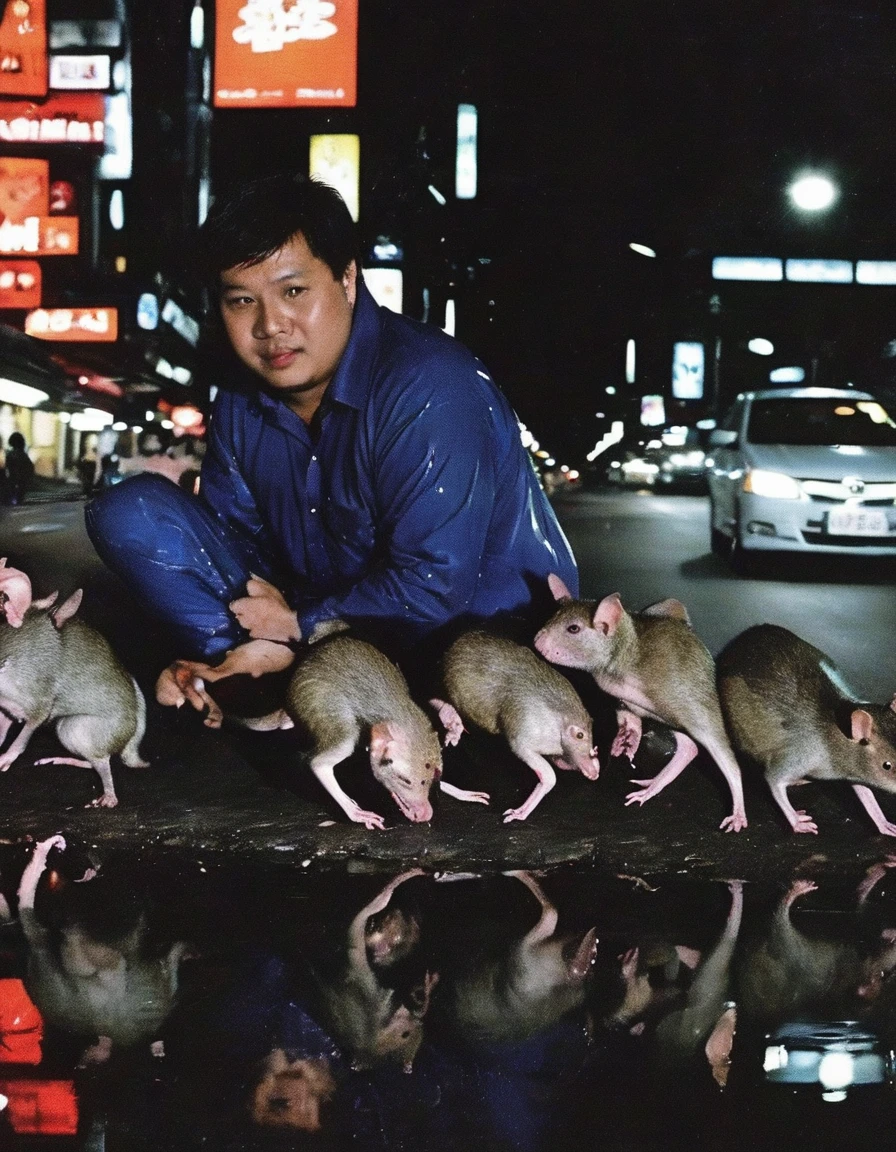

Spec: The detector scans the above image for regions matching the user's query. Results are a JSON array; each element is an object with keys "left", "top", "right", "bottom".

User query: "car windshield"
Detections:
[{"left": 747, "top": 398, "right": 896, "bottom": 447}]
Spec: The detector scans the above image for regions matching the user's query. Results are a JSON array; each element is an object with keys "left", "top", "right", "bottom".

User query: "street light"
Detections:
[{"left": 788, "top": 173, "right": 838, "bottom": 212}]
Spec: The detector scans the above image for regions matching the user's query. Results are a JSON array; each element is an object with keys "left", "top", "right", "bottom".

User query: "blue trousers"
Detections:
[{"left": 85, "top": 473, "right": 273, "bottom": 661}]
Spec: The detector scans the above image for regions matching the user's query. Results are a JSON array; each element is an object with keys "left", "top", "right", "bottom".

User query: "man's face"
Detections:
[{"left": 219, "top": 233, "right": 356, "bottom": 414}]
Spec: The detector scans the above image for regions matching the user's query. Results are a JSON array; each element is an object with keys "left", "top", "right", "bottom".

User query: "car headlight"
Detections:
[{"left": 743, "top": 469, "right": 803, "bottom": 499}]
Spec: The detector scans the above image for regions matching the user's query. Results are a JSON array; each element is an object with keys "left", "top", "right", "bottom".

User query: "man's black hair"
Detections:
[{"left": 197, "top": 172, "right": 359, "bottom": 294}]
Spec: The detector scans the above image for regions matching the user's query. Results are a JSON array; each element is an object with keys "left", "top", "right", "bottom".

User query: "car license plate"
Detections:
[{"left": 827, "top": 508, "right": 894, "bottom": 536}]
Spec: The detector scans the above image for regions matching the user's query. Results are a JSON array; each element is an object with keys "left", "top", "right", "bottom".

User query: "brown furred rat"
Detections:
[
  {"left": 717, "top": 623, "right": 896, "bottom": 835},
  {"left": 534, "top": 574, "right": 747, "bottom": 832}
]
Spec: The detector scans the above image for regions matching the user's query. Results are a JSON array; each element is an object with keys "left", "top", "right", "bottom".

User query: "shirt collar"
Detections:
[{"left": 328, "top": 277, "right": 382, "bottom": 410}]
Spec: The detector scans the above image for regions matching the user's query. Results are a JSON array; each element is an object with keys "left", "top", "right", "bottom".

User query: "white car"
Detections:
[{"left": 707, "top": 386, "right": 896, "bottom": 570}]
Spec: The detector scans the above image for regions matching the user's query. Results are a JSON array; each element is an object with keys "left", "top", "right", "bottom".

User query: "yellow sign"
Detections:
[{"left": 310, "top": 134, "right": 359, "bottom": 221}]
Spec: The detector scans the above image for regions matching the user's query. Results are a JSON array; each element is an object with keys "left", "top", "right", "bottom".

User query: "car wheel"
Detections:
[
  {"left": 730, "top": 540, "right": 759, "bottom": 577},
  {"left": 710, "top": 527, "right": 730, "bottom": 559}
]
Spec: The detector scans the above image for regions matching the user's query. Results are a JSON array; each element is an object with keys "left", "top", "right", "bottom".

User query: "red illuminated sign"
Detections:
[
  {"left": 26, "top": 306, "right": 118, "bottom": 341},
  {"left": 0, "top": 260, "right": 41, "bottom": 308},
  {"left": 0, "top": 978, "right": 43, "bottom": 1064},
  {"left": 0, "top": 92, "right": 105, "bottom": 144},
  {"left": 0, "top": 1079, "right": 78, "bottom": 1135},
  {"left": 0, "top": 158, "right": 48, "bottom": 224},
  {"left": 214, "top": 0, "right": 357, "bottom": 107},
  {"left": 0, "top": 0, "right": 47, "bottom": 97},
  {"left": 0, "top": 215, "right": 78, "bottom": 255}
]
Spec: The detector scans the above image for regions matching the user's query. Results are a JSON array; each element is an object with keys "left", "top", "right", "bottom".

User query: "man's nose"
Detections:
[{"left": 252, "top": 302, "right": 289, "bottom": 338}]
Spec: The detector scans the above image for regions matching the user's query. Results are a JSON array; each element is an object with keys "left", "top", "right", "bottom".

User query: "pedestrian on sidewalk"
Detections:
[{"left": 5, "top": 432, "right": 34, "bottom": 506}]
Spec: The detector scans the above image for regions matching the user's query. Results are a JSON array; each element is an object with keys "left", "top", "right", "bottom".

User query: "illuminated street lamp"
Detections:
[{"left": 788, "top": 173, "right": 838, "bottom": 212}]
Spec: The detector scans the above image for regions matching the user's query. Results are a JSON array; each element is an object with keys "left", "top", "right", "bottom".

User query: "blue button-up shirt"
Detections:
[{"left": 200, "top": 281, "right": 578, "bottom": 643}]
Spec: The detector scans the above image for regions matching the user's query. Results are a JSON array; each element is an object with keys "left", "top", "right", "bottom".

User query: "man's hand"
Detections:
[
  {"left": 155, "top": 638, "right": 296, "bottom": 727},
  {"left": 229, "top": 575, "right": 302, "bottom": 645}
]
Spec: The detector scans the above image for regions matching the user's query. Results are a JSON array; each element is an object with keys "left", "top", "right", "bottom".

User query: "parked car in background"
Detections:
[{"left": 707, "top": 386, "right": 896, "bottom": 570}]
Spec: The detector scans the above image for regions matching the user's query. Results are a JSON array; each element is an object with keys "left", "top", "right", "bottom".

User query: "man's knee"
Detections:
[{"left": 85, "top": 473, "right": 198, "bottom": 555}]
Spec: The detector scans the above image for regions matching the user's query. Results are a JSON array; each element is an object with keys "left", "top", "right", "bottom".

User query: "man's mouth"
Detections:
[{"left": 261, "top": 349, "right": 298, "bottom": 370}]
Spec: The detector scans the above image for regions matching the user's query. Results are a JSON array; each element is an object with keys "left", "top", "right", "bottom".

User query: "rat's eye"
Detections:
[
  {"left": 575, "top": 730, "right": 585, "bottom": 740},
  {"left": 566, "top": 624, "right": 581, "bottom": 634},
  {"left": 885, "top": 762, "right": 893, "bottom": 771}
]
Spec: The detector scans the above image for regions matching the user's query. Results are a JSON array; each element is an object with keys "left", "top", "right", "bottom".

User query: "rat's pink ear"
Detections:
[
  {"left": 49, "top": 589, "right": 83, "bottom": 630},
  {"left": 642, "top": 598, "right": 690, "bottom": 623},
  {"left": 547, "top": 573, "right": 573, "bottom": 602},
  {"left": 369, "top": 722, "right": 396, "bottom": 760},
  {"left": 851, "top": 708, "right": 875, "bottom": 743},
  {"left": 890, "top": 694, "right": 896, "bottom": 715},
  {"left": 594, "top": 592, "right": 624, "bottom": 636},
  {"left": 0, "top": 562, "right": 33, "bottom": 628}
]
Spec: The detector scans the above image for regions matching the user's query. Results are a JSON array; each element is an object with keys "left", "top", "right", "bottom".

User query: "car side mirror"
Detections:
[{"left": 708, "top": 429, "right": 738, "bottom": 448}]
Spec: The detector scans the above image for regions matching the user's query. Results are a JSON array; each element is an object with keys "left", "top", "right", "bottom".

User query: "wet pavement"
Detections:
[{"left": 0, "top": 491, "right": 893, "bottom": 882}]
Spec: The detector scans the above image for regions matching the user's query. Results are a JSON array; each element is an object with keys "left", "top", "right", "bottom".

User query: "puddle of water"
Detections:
[{"left": 1, "top": 845, "right": 896, "bottom": 1149}]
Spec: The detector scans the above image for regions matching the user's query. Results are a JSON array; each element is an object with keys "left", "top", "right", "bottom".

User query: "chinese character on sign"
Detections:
[{"left": 232, "top": 0, "right": 337, "bottom": 54}]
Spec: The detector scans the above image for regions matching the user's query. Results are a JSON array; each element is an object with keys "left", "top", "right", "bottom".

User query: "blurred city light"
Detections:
[
  {"left": 786, "top": 258, "right": 852, "bottom": 283},
  {"left": 190, "top": 1, "right": 205, "bottom": 49},
  {"left": 788, "top": 173, "right": 837, "bottom": 211},
  {"left": 628, "top": 243, "right": 656, "bottom": 257},
  {"left": 856, "top": 260, "right": 896, "bottom": 285},
  {"left": 747, "top": 338, "right": 774, "bottom": 356},
  {"left": 625, "top": 338, "right": 636, "bottom": 384},
  {"left": 310, "top": 135, "right": 360, "bottom": 222},
  {"left": 108, "top": 188, "right": 124, "bottom": 230},
  {"left": 70, "top": 408, "right": 115, "bottom": 432},
  {"left": 769, "top": 366, "right": 806, "bottom": 383},
  {"left": 456, "top": 103, "right": 478, "bottom": 199},
  {"left": 713, "top": 256, "right": 783, "bottom": 281},
  {"left": 428, "top": 184, "right": 447, "bottom": 205},
  {"left": 363, "top": 268, "right": 403, "bottom": 313},
  {"left": 0, "top": 379, "right": 49, "bottom": 407}
]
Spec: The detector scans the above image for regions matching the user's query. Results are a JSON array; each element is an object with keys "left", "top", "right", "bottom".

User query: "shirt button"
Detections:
[
  {"left": 311, "top": 455, "right": 317, "bottom": 461},
  {"left": 310, "top": 508, "right": 317, "bottom": 513}
]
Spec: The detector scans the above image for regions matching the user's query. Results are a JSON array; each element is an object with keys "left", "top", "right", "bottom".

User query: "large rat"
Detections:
[
  {"left": 717, "top": 623, "right": 896, "bottom": 835},
  {"left": 431, "top": 630, "right": 599, "bottom": 822},
  {"left": 0, "top": 559, "right": 148, "bottom": 808},
  {"left": 534, "top": 574, "right": 747, "bottom": 832},
  {"left": 285, "top": 633, "right": 489, "bottom": 829}
]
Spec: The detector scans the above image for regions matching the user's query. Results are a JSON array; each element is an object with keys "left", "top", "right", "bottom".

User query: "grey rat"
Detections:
[
  {"left": 286, "top": 632, "right": 488, "bottom": 829},
  {"left": 0, "top": 560, "right": 147, "bottom": 808},
  {"left": 717, "top": 623, "right": 896, "bottom": 835},
  {"left": 534, "top": 573, "right": 747, "bottom": 832},
  {"left": 431, "top": 629, "right": 599, "bottom": 822}
]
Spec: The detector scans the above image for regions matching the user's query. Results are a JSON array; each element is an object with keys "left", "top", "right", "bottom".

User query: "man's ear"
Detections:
[{"left": 343, "top": 261, "right": 358, "bottom": 308}]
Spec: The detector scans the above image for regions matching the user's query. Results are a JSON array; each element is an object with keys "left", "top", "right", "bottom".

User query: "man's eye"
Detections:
[
  {"left": 223, "top": 296, "right": 252, "bottom": 307},
  {"left": 285, "top": 285, "right": 305, "bottom": 298}
]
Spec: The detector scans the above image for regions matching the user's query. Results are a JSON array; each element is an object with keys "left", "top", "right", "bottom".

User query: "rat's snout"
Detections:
[
  {"left": 392, "top": 793, "right": 433, "bottom": 823},
  {"left": 579, "top": 750, "right": 600, "bottom": 781}
]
